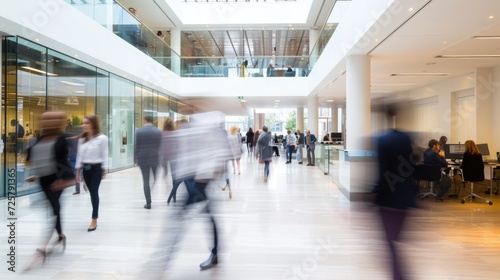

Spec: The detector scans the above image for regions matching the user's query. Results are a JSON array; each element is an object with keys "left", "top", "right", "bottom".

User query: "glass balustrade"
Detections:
[{"left": 64, "top": 0, "right": 351, "bottom": 77}]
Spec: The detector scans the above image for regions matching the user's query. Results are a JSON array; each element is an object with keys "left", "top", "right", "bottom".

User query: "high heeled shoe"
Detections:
[
  {"left": 229, "top": 191, "right": 232, "bottom": 199},
  {"left": 222, "top": 184, "right": 227, "bottom": 191},
  {"left": 35, "top": 248, "right": 48, "bottom": 263},
  {"left": 58, "top": 234, "right": 66, "bottom": 252}
]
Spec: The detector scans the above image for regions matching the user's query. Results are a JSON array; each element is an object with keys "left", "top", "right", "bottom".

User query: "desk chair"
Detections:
[
  {"left": 460, "top": 164, "right": 493, "bottom": 205},
  {"left": 488, "top": 166, "right": 500, "bottom": 195},
  {"left": 414, "top": 164, "right": 442, "bottom": 201}
]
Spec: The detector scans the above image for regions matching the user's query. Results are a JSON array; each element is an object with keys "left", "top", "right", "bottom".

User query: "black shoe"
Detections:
[
  {"left": 298, "top": 162, "right": 303, "bottom": 164},
  {"left": 58, "top": 234, "right": 66, "bottom": 252},
  {"left": 286, "top": 161, "right": 290, "bottom": 164},
  {"left": 200, "top": 253, "right": 218, "bottom": 270},
  {"left": 87, "top": 225, "right": 97, "bottom": 232},
  {"left": 306, "top": 163, "right": 312, "bottom": 166},
  {"left": 73, "top": 191, "right": 80, "bottom": 195},
  {"left": 144, "top": 204, "right": 151, "bottom": 209}
]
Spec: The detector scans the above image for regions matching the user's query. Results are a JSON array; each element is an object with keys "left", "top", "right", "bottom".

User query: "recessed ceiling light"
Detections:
[
  {"left": 489, "top": 15, "right": 494, "bottom": 19},
  {"left": 274, "top": 99, "right": 280, "bottom": 102},
  {"left": 409, "top": 7, "right": 414, "bottom": 12},
  {"left": 327, "top": 100, "right": 334, "bottom": 102},
  {"left": 240, "top": 99, "right": 247, "bottom": 103},
  {"left": 390, "top": 73, "right": 449, "bottom": 77},
  {"left": 435, "top": 54, "right": 500, "bottom": 59},
  {"left": 472, "top": 36, "right": 500, "bottom": 39}
]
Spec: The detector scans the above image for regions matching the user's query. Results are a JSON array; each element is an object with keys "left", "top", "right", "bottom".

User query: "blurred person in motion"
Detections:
[
  {"left": 144, "top": 111, "right": 232, "bottom": 276},
  {"left": 258, "top": 126, "right": 273, "bottom": 183},
  {"left": 284, "top": 130, "right": 296, "bottom": 164},
  {"left": 75, "top": 115, "right": 108, "bottom": 232},
  {"left": 246, "top": 127, "right": 254, "bottom": 153},
  {"left": 66, "top": 123, "right": 86, "bottom": 195},
  {"left": 161, "top": 117, "right": 180, "bottom": 204},
  {"left": 254, "top": 129, "right": 261, "bottom": 160},
  {"left": 228, "top": 125, "right": 242, "bottom": 175},
  {"left": 135, "top": 115, "right": 162, "bottom": 209},
  {"left": 24, "top": 111, "right": 75, "bottom": 270},
  {"left": 373, "top": 115, "right": 418, "bottom": 280},
  {"left": 296, "top": 129, "right": 305, "bottom": 164},
  {"left": 305, "top": 130, "right": 317, "bottom": 166}
]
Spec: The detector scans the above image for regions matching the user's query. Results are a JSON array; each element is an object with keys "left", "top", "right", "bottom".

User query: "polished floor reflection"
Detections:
[{"left": 2, "top": 150, "right": 500, "bottom": 279}]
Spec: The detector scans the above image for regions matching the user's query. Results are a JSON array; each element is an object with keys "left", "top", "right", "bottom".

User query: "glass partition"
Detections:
[
  {"left": 1, "top": 36, "right": 193, "bottom": 197},
  {"left": 309, "top": 0, "right": 352, "bottom": 69},
  {"left": 11, "top": 38, "right": 48, "bottom": 195},
  {"left": 181, "top": 56, "right": 310, "bottom": 78},
  {"left": 65, "top": 0, "right": 181, "bottom": 75},
  {"left": 109, "top": 74, "right": 135, "bottom": 170}
]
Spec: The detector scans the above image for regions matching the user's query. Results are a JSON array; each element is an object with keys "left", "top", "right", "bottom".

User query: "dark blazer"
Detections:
[
  {"left": 135, "top": 124, "right": 162, "bottom": 165},
  {"left": 460, "top": 152, "right": 484, "bottom": 182},
  {"left": 423, "top": 148, "right": 448, "bottom": 168},
  {"left": 27, "top": 133, "right": 75, "bottom": 182},
  {"left": 374, "top": 130, "right": 417, "bottom": 209}
]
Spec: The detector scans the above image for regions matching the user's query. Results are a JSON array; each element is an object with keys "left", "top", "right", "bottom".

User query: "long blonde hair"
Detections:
[
  {"left": 228, "top": 125, "right": 239, "bottom": 134},
  {"left": 464, "top": 140, "right": 480, "bottom": 155}
]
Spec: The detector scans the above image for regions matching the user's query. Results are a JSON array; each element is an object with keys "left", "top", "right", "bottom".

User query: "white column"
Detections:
[
  {"left": 475, "top": 67, "right": 494, "bottom": 146},
  {"left": 254, "top": 113, "right": 265, "bottom": 131},
  {"left": 309, "top": 29, "right": 320, "bottom": 68},
  {"left": 307, "top": 96, "right": 318, "bottom": 136},
  {"left": 346, "top": 55, "right": 370, "bottom": 151},
  {"left": 297, "top": 107, "right": 304, "bottom": 132},
  {"left": 170, "top": 28, "right": 181, "bottom": 75},
  {"left": 331, "top": 106, "right": 338, "bottom": 132}
]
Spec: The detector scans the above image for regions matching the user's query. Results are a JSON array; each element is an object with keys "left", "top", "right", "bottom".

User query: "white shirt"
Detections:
[{"left": 75, "top": 134, "right": 109, "bottom": 169}]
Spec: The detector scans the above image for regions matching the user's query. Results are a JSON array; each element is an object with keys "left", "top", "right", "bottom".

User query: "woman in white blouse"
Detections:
[{"left": 75, "top": 115, "right": 108, "bottom": 232}]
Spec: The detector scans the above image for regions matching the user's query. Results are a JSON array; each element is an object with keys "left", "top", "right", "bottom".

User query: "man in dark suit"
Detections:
[
  {"left": 374, "top": 129, "right": 417, "bottom": 280},
  {"left": 135, "top": 115, "right": 162, "bottom": 209}
]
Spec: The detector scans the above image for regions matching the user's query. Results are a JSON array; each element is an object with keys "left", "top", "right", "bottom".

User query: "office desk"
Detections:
[
  {"left": 485, "top": 163, "right": 500, "bottom": 195},
  {"left": 448, "top": 161, "right": 500, "bottom": 197}
]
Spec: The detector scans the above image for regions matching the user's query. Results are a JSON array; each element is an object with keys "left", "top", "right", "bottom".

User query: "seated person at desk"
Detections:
[
  {"left": 460, "top": 140, "right": 484, "bottom": 178},
  {"left": 423, "top": 139, "right": 450, "bottom": 199}
]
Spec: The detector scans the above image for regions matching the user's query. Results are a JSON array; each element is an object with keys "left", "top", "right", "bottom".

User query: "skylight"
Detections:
[{"left": 170, "top": 0, "right": 313, "bottom": 25}]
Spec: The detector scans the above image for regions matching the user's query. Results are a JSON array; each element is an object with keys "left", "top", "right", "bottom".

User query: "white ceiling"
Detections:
[{"left": 116, "top": 0, "right": 500, "bottom": 115}]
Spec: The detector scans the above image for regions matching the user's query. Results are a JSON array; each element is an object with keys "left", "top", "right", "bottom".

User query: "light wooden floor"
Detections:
[{"left": 2, "top": 150, "right": 500, "bottom": 279}]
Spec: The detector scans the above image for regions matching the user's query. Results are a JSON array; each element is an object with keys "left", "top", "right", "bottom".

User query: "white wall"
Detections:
[
  {"left": 0, "top": 0, "right": 182, "bottom": 97},
  {"left": 392, "top": 69, "right": 500, "bottom": 159}
]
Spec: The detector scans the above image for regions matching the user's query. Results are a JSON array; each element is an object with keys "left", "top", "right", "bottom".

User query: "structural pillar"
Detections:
[
  {"left": 330, "top": 106, "right": 338, "bottom": 132},
  {"left": 170, "top": 28, "right": 181, "bottom": 75},
  {"left": 297, "top": 107, "right": 304, "bottom": 132},
  {"left": 254, "top": 112, "right": 265, "bottom": 131},
  {"left": 307, "top": 96, "right": 318, "bottom": 135},
  {"left": 336, "top": 55, "right": 376, "bottom": 202},
  {"left": 346, "top": 55, "right": 370, "bottom": 151},
  {"left": 309, "top": 29, "right": 320, "bottom": 69}
]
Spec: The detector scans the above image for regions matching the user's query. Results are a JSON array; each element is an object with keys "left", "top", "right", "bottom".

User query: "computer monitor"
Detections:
[
  {"left": 445, "top": 143, "right": 465, "bottom": 160},
  {"left": 331, "top": 132, "right": 342, "bottom": 142},
  {"left": 477, "top": 143, "right": 490, "bottom": 156}
]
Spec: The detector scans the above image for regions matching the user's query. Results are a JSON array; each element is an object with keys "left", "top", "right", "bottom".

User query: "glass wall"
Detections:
[
  {"left": 109, "top": 74, "right": 134, "bottom": 170},
  {"left": 1, "top": 37, "right": 193, "bottom": 198}
]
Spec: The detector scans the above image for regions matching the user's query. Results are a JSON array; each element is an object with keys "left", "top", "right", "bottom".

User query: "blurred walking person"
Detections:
[
  {"left": 75, "top": 115, "right": 108, "bottom": 231},
  {"left": 135, "top": 115, "right": 162, "bottom": 209},
  {"left": 24, "top": 111, "right": 75, "bottom": 270},
  {"left": 258, "top": 126, "right": 273, "bottom": 183},
  {"left": 143, "top": 112, "right": 232, "bottom": 277},
  {"left": 374, "top": 126, "right": 417, "bottom": 280},
  {"left": 228, "top": 125, "right": 242, "bottom": 175}
]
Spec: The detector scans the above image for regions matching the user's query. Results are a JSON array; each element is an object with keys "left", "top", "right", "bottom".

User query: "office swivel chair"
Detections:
[
  {"left": 460, "top": 156, "right": 493, "bottom": 205},
  {"left": 414, "top": 164, "right": 443, "bottom": 201}
]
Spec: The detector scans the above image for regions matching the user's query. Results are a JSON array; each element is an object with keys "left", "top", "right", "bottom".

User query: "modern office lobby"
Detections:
[{"left": 2, "top": 0, "right": 500, "bottom": 279}]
